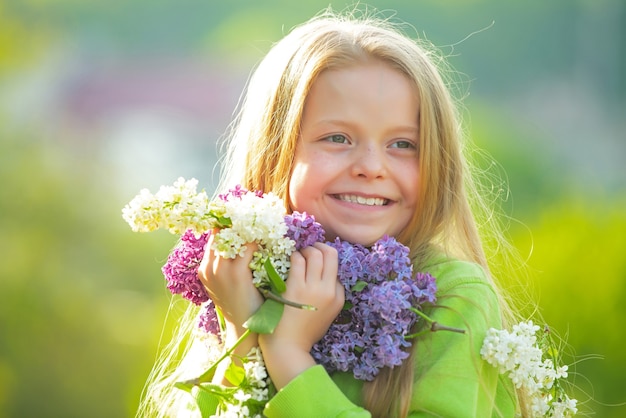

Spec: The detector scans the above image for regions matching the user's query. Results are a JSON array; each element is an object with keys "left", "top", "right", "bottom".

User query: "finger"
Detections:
[
  {"left": 286, "top": 250, "right": 306, "bottom": 289},
  {"left": 198, "top": 236, "right": 259, "bottom": 289},
  {"left": 311, "top": 242, "right": 338, "bottom": 283},
  {"left": 300, "top": 243, "right": 338, "bottom": 284},
  {"left": 197, "top": 233, "right": 216, "bottom": 285},
  {"left": 298, "top": 246, "right": 324, "bottom": 283},
  {"left": 228, "top": 241, "right": 259, "bottom": 278}
]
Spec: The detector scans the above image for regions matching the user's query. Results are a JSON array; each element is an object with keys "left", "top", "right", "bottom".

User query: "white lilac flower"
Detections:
[
  {"left": 122, "top": 177, "right": 212, "bottom": 236},
  {"left": 206, "top": 187, "right": 296, "bottom": 289},
  {"left": 123, "top": 180, "right": 299, "bottom": 291},
  {"left": 480, "top": 320, "right": 578, "bottom": 417},
  {"left": 243, "top": 348, "right": 269, "bottom": 387},
  {"left": 552, "top": 397, "right": 578, "bottom": 417}
]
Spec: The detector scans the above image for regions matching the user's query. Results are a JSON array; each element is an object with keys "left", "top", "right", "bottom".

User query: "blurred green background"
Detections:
[{"left": 1, "top": 0, "right": 624, "bottom": 417}]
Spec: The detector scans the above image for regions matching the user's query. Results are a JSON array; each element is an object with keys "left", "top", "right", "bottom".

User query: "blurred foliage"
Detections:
[
  {"left": 516, "top": 197, "right": 626, "bottom": 414},
  {"left": 0, "top": 130, "right": 178, "bottom": 417},
  {"left": 472, "top": 109, "right": 626, "bottom": 416},
  {"left": 0, "top": 2, "right": 58, "bottom": 77},
  {"left": 0, "top": 0, "right": 624, "bottom": 417},
  {"left": 5, "top": 0, "right": 623, "bottom": 101}
]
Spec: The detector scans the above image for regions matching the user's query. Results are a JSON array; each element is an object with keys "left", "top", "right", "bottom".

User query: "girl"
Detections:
[{"left": 139, "top": 9, "right": 529, "bottom": 417}]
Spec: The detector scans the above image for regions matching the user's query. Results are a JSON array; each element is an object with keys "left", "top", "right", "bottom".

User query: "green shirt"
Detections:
[{"left": 195, "top": 257, "right": 517, "bottom": 417}]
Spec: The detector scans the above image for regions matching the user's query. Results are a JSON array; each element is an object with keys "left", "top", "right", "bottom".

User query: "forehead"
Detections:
[{"left": 303, "top": 61, "right": 419, "bottom": 124}]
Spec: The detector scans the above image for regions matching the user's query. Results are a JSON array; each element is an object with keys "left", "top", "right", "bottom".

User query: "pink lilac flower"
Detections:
[
  {"left": 161, "top": 229, "right": 210, "bottom": 305},
  {"left": 218, "top": 184, "right": 250, "bottom": 200},
  {"left": 198, "top": 300, "right": 221, "bottom": 336}
]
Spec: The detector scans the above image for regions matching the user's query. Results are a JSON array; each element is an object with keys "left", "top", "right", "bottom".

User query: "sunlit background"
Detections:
[{"left": 1, "top": 1, "right": 624, "bottom": 417}]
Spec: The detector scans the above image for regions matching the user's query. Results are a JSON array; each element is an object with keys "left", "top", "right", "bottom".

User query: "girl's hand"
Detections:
[
  {"left": 258, "top": 242, "right": 345, "bottom": 389},
  {"left": 197, "top": 235, "right": 264, "bottom": 336},
  {"left": 197, "top": 234, "right": 264, "bottom": 384}
]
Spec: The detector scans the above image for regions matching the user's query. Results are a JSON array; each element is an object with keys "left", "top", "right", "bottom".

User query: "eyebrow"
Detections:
[{"left": 312, "top": 119, "right": 419, "bottom": 135}]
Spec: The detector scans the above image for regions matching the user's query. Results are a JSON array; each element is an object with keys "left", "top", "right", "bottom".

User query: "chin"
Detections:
[{"left": 331, "top": 233, "right": 382, "bottom": 247}]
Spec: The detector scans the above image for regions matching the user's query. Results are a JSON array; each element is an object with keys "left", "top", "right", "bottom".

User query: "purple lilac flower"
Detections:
[
  {"left": 366, "top": 235, "right": 413, "bottom": 282},
  {"left": 198, "top": 300, "right": 221, "bottom": 337},
  {"left": 161, "top": 229, "right": 209, "bottom": 305},
  {"left": 284, "top": 211, "right": 325, "bottom": 250},
  {"left": 413, "top": 272, "right": 437, "bottom": 304},
  {"left": 332, "top": 239, "right": 370, "bottom": 291},
  {"left": 313, "top": 235, "right": 438, "bottom": 381}
]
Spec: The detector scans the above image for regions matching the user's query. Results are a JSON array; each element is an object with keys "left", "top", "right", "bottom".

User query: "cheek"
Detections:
[
  {"left": 288, "top": 147, "right": 330, "bottom": 210},
  {"left": 287, "top": 163, "right": 308, "bottom": 211},
  {"left": 400, "top": 162, "right": 420, "bottom": 203}
]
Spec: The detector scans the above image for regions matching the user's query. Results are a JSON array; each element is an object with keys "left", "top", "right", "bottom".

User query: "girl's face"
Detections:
[{"left": 288, "top": 61, "right": 420, "bottom": 246}]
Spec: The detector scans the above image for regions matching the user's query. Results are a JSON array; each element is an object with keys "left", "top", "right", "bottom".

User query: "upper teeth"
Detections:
[{"left": 338, "top": 195, "right": 386, "bottom": 206}]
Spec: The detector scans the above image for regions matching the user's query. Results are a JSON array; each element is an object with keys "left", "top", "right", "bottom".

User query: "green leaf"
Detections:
[
  {"left": 224, "top": 361, "right": 245, "bottom": 386},
  {"left": 174, "top": 381, "right": 194, "bottom": 393},
  {"left": 217, "top": 216, "right": 232, "bottom": 228},
  {"left": 264, "top": 258, "right": 286, "bottom": 294},
  {"left": 351, "top": 280, "right": 368, "bottom": 292},
  {"left": 208, "top": 211, "right": 232, "bottom": 228},
  {"left": 243, "top": 299, "right": 284, "bottom": 334}
]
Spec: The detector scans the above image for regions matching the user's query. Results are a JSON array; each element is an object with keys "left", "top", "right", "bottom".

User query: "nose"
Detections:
[{"left": 350, "top": 144, "right": 387, "bottom": 179}]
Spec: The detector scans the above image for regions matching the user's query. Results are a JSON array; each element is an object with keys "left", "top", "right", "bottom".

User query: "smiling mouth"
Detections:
[{"left": 335, "top": 194, "right": 389, "bottom": 206}]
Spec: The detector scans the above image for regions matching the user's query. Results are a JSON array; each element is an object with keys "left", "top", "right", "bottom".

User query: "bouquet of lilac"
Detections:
[
  {"left": 124, "top": 178, "right": 580, "bottom": 417},
  {"left": 123, "top": 178, "right": 443, "bottom": 415},
  {"left": 123, "top": 178, "right": 438, "bottom": 381}
]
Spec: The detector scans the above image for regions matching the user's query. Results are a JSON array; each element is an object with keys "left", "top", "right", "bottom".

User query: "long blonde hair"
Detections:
[{"left": 139, "top": 8, "right": 529, "bottom": 417}]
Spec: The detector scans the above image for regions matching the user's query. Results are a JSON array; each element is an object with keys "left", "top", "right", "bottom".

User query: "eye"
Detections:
[
  {"left": 390, "top": 140, "right": 416, "bottom": 149},
  {"left": 325, "top": 134, "right": 349, "bottom": 144}
]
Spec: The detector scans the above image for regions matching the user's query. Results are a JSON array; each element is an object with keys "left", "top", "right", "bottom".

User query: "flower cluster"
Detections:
[
  {"left": 283, "top": 211, "right": 326, "bottom": 251},
  {"left": 197, "top": 300, "right": 221, "bottom": 337},
  {"left": 227, "top": 349, "right": 272, "bottom": 417},
  {"left": 196, "top": 209, "right": 326, "bottom": 343},
  {"left": 312, "top": 236, "right": 437, "bottom": 381},
  {"left": 162, "top": 229, "right": 209, "bottom": 305},
  {"left": 122, "top": 177, "right": 212, "bottom": 236},
  {"left": 481, "top": 321, "right": 578, "bottom": 417},
  {"left": 125, "top": 181, "right": 320, "bottom": 306},
  {"left": 208, "top": 186, "right": 298, "bottom": 288},
  {"left": 195, "top": 347, "right": 272, "bottom": 418}
]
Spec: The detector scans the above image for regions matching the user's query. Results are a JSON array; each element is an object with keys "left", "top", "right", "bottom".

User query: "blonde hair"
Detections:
[{"left": 139, "top": 8, "right": 530, "bottom": 418}]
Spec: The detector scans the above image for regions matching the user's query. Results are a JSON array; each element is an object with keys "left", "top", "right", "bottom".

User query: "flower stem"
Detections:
[
  {"left": 259, "top": 288, "right": 317, "bottom": 311},
  {"left": 405, "top": 307, "right": 466, "bottom": 339},
  {"left": 179, "top": 329, "right": 252, "bottom": 387}
]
